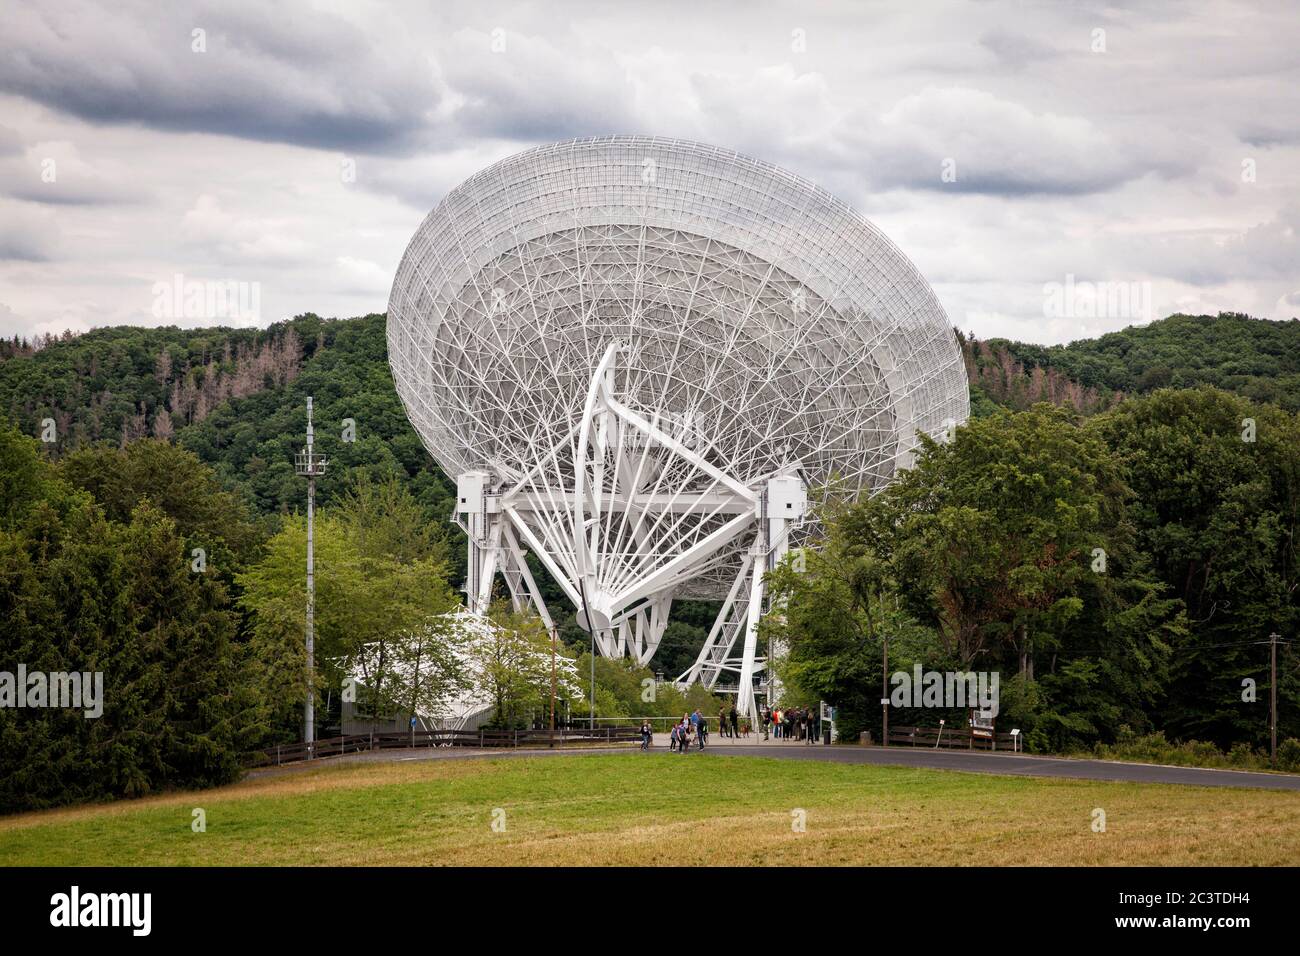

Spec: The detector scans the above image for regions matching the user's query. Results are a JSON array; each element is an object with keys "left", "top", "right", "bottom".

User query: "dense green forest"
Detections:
[
  {"left": 7, "top": 310, "right": 1296, "bottom": 509},
  {"left": 768, "top": 390, "right": 1300, "bottom": 758},
  {"left": 962, "top": 312, "right": 1300, "bottom": 415},
  {"left": 2, "top": 310, "right": 1298, "bottom": 810},
  {"left": 0, "top": 313, "right": 454, "bottom": 516},
  {"left": 0, "top": 312, "right": 721, "bottom": 676},
  {"left": 0, "top": 425, "right": 707, "bottom": 813}
]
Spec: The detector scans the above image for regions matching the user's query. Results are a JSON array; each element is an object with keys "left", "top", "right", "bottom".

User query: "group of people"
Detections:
[
  {"left": 666, "top": 710, "right": 710, "bottom": 752},
  {"left": 759, "top": 705, "right": 820, "bottom": 743},
  {"left": 637, "top": 702, "right": 822, "bottom": 750},
  {"left": 715, "top": 702, "right": 748, "bottom": 738}
]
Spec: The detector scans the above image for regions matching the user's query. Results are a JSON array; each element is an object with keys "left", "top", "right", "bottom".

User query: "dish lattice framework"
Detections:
[{"left": 387, "top": 135, "right": 968, "bottom": 718}]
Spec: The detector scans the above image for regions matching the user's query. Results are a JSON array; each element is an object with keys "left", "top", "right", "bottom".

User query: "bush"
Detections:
[
  {"left": 1228, "top": 741, "right": 1259, "bottom": 767},
  {"left": 1089, "top": 731, "right": 1300, "bottom": 774},
  {"left": 1278, "top": 738, "right": 1300, "bottom": 773}
]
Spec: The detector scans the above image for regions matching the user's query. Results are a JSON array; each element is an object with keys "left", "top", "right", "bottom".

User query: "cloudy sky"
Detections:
[{"left": 1, "top": 0, "right": 1297, "bottom": 344}]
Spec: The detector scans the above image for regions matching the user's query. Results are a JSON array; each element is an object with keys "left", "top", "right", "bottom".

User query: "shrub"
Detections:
[
  {"left": 1278, "top": 738, "right": 1300, "bottom": 773},
  {"left": 1228, "top": 742, "right": 1258, "bottom": 767}
]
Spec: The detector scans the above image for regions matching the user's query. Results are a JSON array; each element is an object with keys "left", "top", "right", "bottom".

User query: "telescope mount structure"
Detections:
[{"left": 387, "top": 136, "right": 969, "bottom": 719}]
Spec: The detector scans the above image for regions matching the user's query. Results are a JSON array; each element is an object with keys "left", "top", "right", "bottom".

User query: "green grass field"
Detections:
[{"left": 2, "top": 753, "right": 1297, "bottom": 866}]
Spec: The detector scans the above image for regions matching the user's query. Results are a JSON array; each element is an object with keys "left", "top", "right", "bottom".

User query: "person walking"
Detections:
[
  {"left": 640, "top": 719, "right": 652, "bottom": 750},
  {"left": 729, "top": 706, "right": 739, "bottom": 740},
  {"left": 761, "top": 705, "right": 771, "bottom": 740},
  {"left": 698, "top": 713, "right": 708, "bottom": 749}
]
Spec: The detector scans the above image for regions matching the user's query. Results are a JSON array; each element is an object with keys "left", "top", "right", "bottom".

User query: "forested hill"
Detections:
[
  {"left": 0, "top": 313, "right": 456, "bottom": 521},
  {"left": 2, "top": 308, "right": 1299, "bottom": 773},
  {"left": 2, "top": 310, "right": 1296, "bottom": 517},
  {"left": 963, "top": 312, "right": 1300, "bottom": 416}
]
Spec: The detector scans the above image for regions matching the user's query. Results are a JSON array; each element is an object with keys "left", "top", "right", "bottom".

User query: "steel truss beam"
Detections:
[{"left": 459, "top": 344, "right": 805, "bottom": 716}]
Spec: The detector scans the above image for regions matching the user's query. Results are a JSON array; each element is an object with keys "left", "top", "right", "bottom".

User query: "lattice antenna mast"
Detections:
[{"left": 294, "top": 396, "right": 329, "bottom": 749}]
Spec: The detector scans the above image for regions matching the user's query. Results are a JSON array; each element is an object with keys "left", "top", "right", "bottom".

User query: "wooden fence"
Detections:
[
  {"left": 250, "top": 726, "right": 641, "bottom": 767},
  {"left": 886, "top": 725, "right": 1022, "bottom": 752}
]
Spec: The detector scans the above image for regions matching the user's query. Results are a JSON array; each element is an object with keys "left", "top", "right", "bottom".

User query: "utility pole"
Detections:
[
  {"left": 294, "top": 397, "right": 328, "bottom": 753},
  {"left": 881, "top": 630, "right": 890, "bottom": 747},
  {"left": 1271, "top": 631, "right": 1279, "bottom": 764}
]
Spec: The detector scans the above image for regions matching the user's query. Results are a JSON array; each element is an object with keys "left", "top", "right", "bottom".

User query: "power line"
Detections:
[{"left": 1168, "top": 638, "right": 1293, "bottom": 652}]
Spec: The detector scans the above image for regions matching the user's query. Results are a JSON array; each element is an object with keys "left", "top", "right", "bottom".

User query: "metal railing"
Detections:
[{"left": 250, "top": 726, "right": 640, "bottom": 767}]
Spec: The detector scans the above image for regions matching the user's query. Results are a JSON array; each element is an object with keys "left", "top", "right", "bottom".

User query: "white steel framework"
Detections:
[{"left": 388, "top": 135, "right": 968, "bottom": 718}]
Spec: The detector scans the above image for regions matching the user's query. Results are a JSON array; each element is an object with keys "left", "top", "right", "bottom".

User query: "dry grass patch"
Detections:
[{"left": 1, "top": 753, "right": 1296, "bottom": 866}]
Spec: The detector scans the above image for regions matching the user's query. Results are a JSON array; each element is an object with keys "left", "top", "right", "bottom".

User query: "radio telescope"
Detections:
[{"left": 387, "top": 135, "right": 968, "bottom": 717}]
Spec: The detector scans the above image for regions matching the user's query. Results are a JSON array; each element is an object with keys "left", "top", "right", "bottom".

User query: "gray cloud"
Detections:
[
  {"left": 0, "top": 0, "right": 448, "bottom": 154},
  {"left": 440, "top": 28, "right": 635, "bottom": 143},
  {"left": 1142, "top": 204, "right": 1300, "bottom": 287},
  {"left": 0, "top": 125, "right": 22, "bottom": 156},
  {"left": 0, "top": 302, "right": 33, "bottom": 337},
  {"left": 0, "top": 0, "right": 1296, "bottom": 343},
  {"left": 978, "top": 30, "right": 1057, "bottom": 70},
  {"left": 842, "top": 87, "right": 1193, "bottom": 196},
  {"left": 1239, "top": 125, "right": 1300, "bottom": 148},
  {"left": 0, "top": 203, "right": 59, "bottom": 260},
  {"left": 0, "top": 122, "right": 148, "bottom": 206}
]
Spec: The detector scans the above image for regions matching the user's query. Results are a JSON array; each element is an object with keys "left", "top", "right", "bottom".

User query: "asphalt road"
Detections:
[
  {"left": 694, "top": 741, "right": 1300, "bottom": 791},
  {"left": 252, "top": 737, "right": 1300, "bottom": 791}
]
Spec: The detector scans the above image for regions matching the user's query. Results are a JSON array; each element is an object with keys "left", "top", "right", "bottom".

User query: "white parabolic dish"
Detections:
[{"left": 387, "top": 135, "right": 968, "bottom": 707}]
